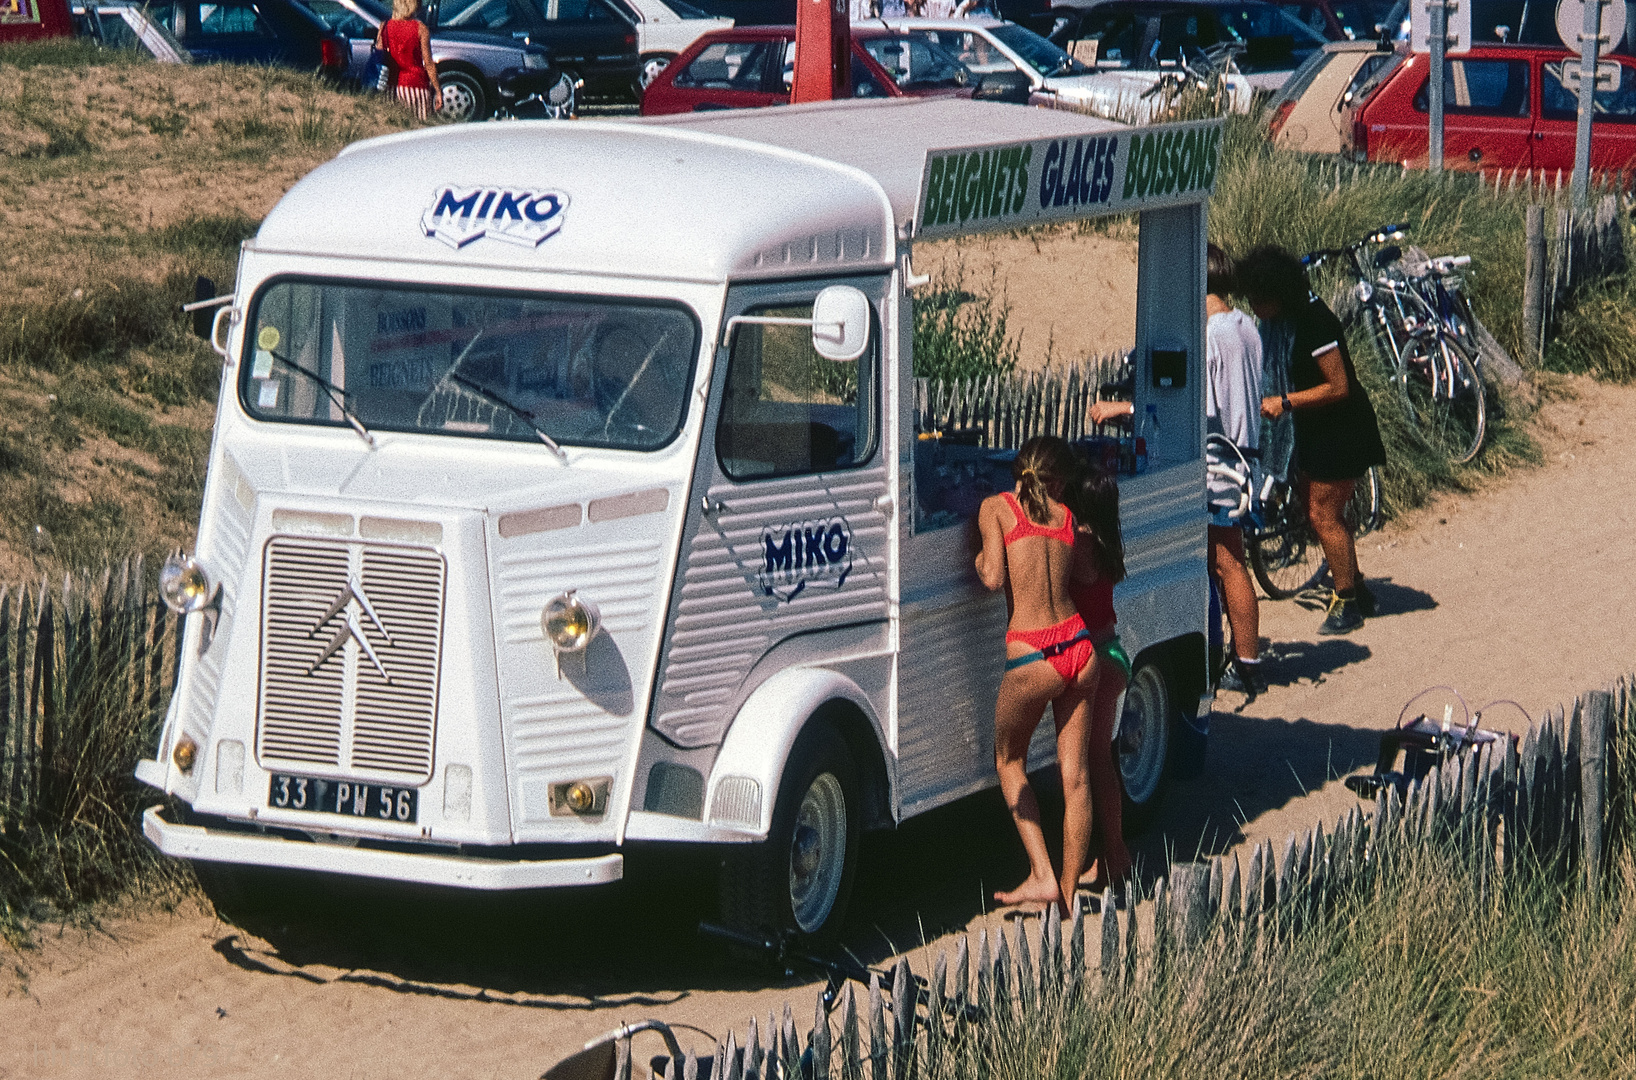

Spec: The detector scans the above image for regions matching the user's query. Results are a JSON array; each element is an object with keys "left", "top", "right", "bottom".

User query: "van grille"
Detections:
[{"left": 256, "top": 537, "right": 446, "bottom": 784}]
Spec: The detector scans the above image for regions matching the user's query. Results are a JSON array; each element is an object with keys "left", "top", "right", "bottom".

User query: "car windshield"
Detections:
[
  {"left": 990, "top": 22, "right": 1090, "bottom": 76},
  {"left": 664, "top": 0, "right": 715, "bottom": 15},
  {"left": 243, "top": 281, "right": 699, "bottom": 451},
  {"left": 862, "top": 32, "right": 970, "bottom": 89}
]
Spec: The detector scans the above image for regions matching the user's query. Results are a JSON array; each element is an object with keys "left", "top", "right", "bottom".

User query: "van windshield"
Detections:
[{"left": 242, "top": 281, "right": 699, "bottom": 451}]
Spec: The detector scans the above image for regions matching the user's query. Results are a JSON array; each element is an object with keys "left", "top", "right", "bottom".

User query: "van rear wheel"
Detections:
[
  {"left": 719, "top": 724, "right": 860, "bottom": 944},
  {"left": 1117, "top": 661, "right": 1173, "bottom": 832}
]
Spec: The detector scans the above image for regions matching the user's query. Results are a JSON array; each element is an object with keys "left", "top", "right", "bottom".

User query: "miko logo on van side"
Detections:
[
  {"left": 421, "top": 186, "right": 569, "bottom": 250},
  {"left": 758, "top": 518, "right": 852, "bottom": 602}
]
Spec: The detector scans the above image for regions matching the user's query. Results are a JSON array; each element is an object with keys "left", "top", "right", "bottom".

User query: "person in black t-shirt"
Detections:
[{"left": 1237, "top": 246, "right": 1386, "bottom": 636}]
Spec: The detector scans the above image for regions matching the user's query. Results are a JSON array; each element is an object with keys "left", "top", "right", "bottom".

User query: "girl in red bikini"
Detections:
[
  {"left": 1064, "top": 461, "right": 1132, "bottom": 892},
  {"left": 975, "top": 436, "right": 1099, "bottom": 911}
]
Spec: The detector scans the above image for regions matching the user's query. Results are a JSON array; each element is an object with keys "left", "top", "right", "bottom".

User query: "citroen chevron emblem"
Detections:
[{"left": 308, "top": 578, "right": 393, "bottom": 682}]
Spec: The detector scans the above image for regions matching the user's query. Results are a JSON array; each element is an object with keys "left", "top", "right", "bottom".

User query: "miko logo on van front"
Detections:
[
  {"left": 421, "top": 186, "right": 569, "bottom": 250},
  {"left": 758, "top": 518, "right": 852, "bottom": 602}
]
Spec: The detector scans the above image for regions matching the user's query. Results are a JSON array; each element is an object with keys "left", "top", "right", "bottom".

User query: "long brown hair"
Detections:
[
  {"left": 1011, "top": 436, "right": 1076, "bottom": 526},
  {"left": 1065, "top": 456, "right": 1126, "bottom": 585}
]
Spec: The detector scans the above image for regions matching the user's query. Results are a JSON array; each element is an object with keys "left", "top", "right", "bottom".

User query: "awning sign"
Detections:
[{"left": 913, "top": 117, "right": 1224, "bottom": 240}]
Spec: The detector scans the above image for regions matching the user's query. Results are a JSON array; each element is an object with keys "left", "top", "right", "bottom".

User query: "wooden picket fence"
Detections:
[
  {"left": 914, "top": 350, "right": 1129, "bottom": 449},
  {"left": 630, "top": 677, "right": 1633, "bottom": 1080},
  {"left": 0, "top": 557, "right": 176, "bottom": 834}
]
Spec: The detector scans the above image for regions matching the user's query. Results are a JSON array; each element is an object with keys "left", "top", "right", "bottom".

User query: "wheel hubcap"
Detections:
[
  {"left": 1118, "top": 670, "right": 1166, "bottom": 804},
  {"left": 788, "top": 772, "right": 846, "bottom": 934},
  {"left": 640, "top": 57, "right": 669, "bottom": 88},
  {"left": 441, "top": 83, "right": 477, "bottom": 121}
]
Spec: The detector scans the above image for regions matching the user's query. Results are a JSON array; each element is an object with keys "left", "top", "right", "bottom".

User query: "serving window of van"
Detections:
[
  {"left": 242, "top": 280, "right": 699, "bottom": 451},
  {"left": 716, "top": 302, "right": 877, "bottom": 480}
]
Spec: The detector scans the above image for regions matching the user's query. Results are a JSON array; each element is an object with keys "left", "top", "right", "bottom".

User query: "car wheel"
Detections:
[
  {"left": 719, "top": 723, "right": 861, "bottom": 944},
  {"left": 439, "top": 70, "right": 488, "bottom": 122},
  {"left": 639, "top": 52, "right": 674, "bottom": 90},
  {"left": 1117, "top": 661, "right": 1173, "bottom": 832}
]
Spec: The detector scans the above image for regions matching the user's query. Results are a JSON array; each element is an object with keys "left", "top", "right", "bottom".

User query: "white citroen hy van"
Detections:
[{"left": 139, "top": 97, "right": 1223, "bottom": 940}]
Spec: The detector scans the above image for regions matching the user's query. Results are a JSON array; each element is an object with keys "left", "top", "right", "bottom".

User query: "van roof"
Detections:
[{"left": 253, "top": 99, "right": 1175, "bottom": 285}]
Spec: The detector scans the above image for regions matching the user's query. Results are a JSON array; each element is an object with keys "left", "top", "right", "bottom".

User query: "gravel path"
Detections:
[{"left": 4, "top": 378, "right": 1633, "bottom": 1080}]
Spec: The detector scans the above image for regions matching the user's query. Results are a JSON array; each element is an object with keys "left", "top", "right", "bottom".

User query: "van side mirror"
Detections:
[
  {"left": 973, "top": 71, "right": 1032, "bottom": 104},
  {"left": 811, "top": 285, "right": 871, "bottom": 362},
  {"left": 192, "top": 276, "right": 216, "bottom": 340}
]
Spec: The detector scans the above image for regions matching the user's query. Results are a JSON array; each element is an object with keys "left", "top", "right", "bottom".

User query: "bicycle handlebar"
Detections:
[{"left": 1428, "top": 255, "right": 1471, "bottom": 271}]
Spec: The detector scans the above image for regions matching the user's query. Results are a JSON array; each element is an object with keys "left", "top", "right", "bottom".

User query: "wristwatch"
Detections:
[{"left": 1281, "top": 393, "right": 1293, "bottom": 413}]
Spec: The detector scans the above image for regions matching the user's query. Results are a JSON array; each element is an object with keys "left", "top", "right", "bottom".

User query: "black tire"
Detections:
[
  {"left": 438, "top": 68, "right": 489, "bottom": 122},
  {"left": 1396, "top": 333, "right": 1486, "bottom": 465},
  {"left": 1117, "top": 662, "right": 1173, "bottom": 833},
  {"left": 1248, "top": 481, "right": 1326, "bottom": 599},
  {"left": 718, "top": 723, "right": 861, "bottom": 945}
]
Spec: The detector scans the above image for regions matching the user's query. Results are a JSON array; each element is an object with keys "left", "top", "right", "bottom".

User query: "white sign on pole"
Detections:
[
  {"left": 1411, "top": 0, "right": 1470, "bottom": 52},
  {"left": 1557, "top": 0, "right": 1626, "bottom": 53},
  {"left": 1556, "top": 57, "right": 1623, "bottom": 88}
]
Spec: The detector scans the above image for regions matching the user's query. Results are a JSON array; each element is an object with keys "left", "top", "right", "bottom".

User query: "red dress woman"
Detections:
[{"left": 377, "top": 0, "right": 442, "bottom": 120}]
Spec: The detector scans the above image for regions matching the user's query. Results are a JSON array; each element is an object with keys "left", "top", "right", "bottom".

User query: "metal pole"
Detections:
[
  {"left": 1572, "top": 0, "right": 1604, "bottom": 206},
  {"left": 1428, "top": 0, "right": 1447, "bottom": 175}
]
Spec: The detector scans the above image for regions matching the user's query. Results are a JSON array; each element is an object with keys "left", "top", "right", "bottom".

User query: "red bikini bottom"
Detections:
[{"left": 1005, "top": 613, "right": 1094, "bottom": 683}]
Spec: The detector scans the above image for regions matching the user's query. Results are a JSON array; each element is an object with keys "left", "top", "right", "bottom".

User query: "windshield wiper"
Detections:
[
  {"left": 447, "top": 371, "right": 568, "bottom": 462},
  {"left": 267, "top": 350, "right": 375, "bottom": 448}
]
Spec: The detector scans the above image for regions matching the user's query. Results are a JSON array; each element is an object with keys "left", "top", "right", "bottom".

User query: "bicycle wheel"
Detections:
[
  {"left": 1248, "top": 482, "right": 1327, "bottom": 599},
  {"left": 1345, "top": 465, "right": 1383, "bottom": 538},
  {"left": 1396, "top": 333, "right": 1486, "bottom": 465}
]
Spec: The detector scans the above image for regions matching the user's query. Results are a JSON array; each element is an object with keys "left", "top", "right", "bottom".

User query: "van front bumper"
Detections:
[{"left": 142, "top": 806, "right": 623, "bottom": 890}]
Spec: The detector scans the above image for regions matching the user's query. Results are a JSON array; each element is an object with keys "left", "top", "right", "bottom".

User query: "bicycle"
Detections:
[
  {"left": 1304, "top": 226, "right": 1487, "bottom": 465},
  {"left": 1246, "top": 464, "right": 1382, "bottom": 601}
]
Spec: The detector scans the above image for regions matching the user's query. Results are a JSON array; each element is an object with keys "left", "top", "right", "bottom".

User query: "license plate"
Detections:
[{"left": 267, "top": 773, "right": 418, "bottom": 823}]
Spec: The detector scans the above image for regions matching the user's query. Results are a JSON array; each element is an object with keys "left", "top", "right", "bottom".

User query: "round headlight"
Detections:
[
  {"left": 160, "top": 553, "right": 213, "bottom": 614},
  {"left": 542, "top": 590, "right": 600, "bottom": 652}
]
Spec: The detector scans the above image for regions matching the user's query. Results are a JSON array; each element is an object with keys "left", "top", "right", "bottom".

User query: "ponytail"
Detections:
[{"left": 1012, "top": 436, "right": 1076, "bottom": 526}]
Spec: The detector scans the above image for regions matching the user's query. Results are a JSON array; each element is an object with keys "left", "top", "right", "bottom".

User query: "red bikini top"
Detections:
[{"left": 1001, "top": 491, "right": 1076, "bottom": 547}]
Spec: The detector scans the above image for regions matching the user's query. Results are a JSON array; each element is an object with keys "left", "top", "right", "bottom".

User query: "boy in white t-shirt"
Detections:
[
  {"left": 1204, "top": 244, "right": 1265, "bottom": 695},
  {"left": 1088, "top": 246, "right": 1266, "bottom": 693}
]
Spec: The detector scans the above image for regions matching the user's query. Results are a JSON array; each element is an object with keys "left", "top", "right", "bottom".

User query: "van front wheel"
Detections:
[
  {"left": 1117, "top": 661, "right": 1173, "bottom": 832},
  {"left": 719, "top": 724, "right": 860, "bottom": 944}
]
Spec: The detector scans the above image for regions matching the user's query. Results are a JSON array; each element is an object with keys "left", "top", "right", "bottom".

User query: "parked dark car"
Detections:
[
  {"left": 1342, "top": 45, "right": 1636, "bottom": 173},
  {"left": 133, "top": 0, "right": 349, "bottom": 75},
  {"left": 1048, "top": 0, "right": 1329, "bottom": 89},
  {"left": 639, "top": 24, "right": 1026, "bottom": 113},
  {"left": 423, "top": 0, "right": 640, "bottom": 100},
  {"left": 306, "top": 0, "right": 560, "bottom": 119}
]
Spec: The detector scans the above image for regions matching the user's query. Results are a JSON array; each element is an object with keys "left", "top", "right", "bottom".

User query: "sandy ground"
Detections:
[
  {"left": 3, "top": 375, "right": 1632, "bottom": 1079},
  {"left": 920, "top": 228, "right": 1139, "bottom": 370}
]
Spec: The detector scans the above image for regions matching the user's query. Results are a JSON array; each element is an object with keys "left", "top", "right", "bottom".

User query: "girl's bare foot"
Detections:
[{"left": 995, "top": 876, "right": 1065, "bottom": 910}]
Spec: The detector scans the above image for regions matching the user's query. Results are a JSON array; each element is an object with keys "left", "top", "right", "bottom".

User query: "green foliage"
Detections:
[
  {"left": 913, "top": 279, "right": 1021, "bottom": 383},
  {"left": 1545, "top": 270, "right": 1636, "bottom": 381}
]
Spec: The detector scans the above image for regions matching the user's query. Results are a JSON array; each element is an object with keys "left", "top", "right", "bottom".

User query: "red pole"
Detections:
[{"left": 791, "top": 0, "right": 849, "bottom": 103}]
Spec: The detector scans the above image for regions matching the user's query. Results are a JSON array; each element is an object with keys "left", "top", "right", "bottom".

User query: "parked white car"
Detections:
[
  {"left": 874, "top": 16, "right": 1252, "bottom": 120},
  {"left": 622, "top": 0, "right": 733, "bottom": 88}
]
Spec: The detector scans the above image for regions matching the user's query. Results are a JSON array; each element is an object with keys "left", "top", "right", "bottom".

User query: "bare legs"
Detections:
[
  {"left": 1300, "top": 475, "right": 1360, "bottom": 592},
  {"left": 993, "top": 655, "right": 1098, "bottom": 911},
  {"left": 1208, "top": 523, "right": 1259, "bottom": 662},
  {"left": 1083, "top": 657, "right": 1130, "bottom": 889}
]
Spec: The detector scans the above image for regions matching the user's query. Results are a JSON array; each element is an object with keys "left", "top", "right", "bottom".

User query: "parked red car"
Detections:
[
  {"left": 640, "top": 25, "right": 998, "bottom": 114},
  {"left": 1343, "top": 45, "right": 1636, "bottom": 174}
]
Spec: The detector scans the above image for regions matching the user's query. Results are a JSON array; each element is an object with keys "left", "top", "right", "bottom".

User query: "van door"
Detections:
[
  {"left": 1534, "top": 56, "right": 1636, "bottom": 174},
  {"left": 646, "top": 279, "right": 893, "bottom": 755}
]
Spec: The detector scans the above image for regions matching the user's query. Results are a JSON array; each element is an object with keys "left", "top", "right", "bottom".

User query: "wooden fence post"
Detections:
[
  {"left": 1583, "top": 690, "right": 1611, "bottom": 898},
  {"left": 1523, "top": 204, "right": 1546, "bottom": 362}
]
